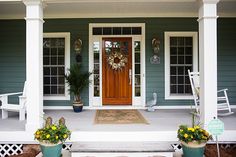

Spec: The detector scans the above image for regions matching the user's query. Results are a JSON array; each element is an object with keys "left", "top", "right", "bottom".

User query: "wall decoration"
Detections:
[
  {"left": 151, "top": 37, "right": 161, "bottom": 64},
  {"left": 107, "top": 51, "right": 128, "bottom": 70}
]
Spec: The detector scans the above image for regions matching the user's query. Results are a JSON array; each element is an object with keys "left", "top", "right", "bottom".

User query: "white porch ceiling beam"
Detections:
[
  {"left": 23, "top": 0, "right": 44, "bottom": 133},
  {"left": 198, "top": 0, "right": 219, "bottom": 128}
]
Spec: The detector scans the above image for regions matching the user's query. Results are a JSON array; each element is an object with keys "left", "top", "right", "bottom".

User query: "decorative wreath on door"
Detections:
[{"left": 107, "top": 51, "right": 128, "bottom": 70}]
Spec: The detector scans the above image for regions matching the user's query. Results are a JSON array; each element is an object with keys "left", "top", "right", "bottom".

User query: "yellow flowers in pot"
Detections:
[
  {"left": 34, "top": 117, "right": 71, "bottom": 144},
  {"left": 177, "top": 125, "right": 212, "bottom": 144}
]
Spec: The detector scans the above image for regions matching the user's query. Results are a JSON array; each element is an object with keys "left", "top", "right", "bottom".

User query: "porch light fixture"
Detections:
[{"left": 74, "top": 38, "right": 82, "bottom": 54}]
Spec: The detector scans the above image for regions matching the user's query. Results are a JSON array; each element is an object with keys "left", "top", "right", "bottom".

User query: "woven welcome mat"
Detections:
[{"left": 94, "top": 109, "right": 149, "bottom": 124}]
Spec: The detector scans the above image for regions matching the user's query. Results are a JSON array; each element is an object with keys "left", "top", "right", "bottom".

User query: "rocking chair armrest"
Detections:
[
  {"left": 217, "top": 88, "right": 228, "bottom": 93},
  {"left": 0, "top": 92, "right": 23, "bottom": 97}
]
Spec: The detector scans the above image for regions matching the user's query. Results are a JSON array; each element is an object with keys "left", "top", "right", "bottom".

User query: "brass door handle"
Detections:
[{"left": 129, "top": 69, "right": 132, "bottom": 85}]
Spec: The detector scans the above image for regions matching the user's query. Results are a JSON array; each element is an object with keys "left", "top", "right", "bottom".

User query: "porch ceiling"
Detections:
[{"left": 0, "top": 0, "right": 235, "bottom": 19}]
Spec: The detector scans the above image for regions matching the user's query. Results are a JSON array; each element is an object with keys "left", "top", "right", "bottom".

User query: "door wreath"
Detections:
[{"left": 107, "top": 51, "right": 128, "bottom": 70}]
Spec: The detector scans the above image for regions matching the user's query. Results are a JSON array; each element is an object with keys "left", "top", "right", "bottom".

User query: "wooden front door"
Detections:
[{"left": 102, "top": 38, "right": 132, "bottom": 105}]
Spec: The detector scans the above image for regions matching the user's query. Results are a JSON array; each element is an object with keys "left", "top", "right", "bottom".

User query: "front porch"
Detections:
[{"left": 1, "top": 109, "right": 236, "bottom": 142}]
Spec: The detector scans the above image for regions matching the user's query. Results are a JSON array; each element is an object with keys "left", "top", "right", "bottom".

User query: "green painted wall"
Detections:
[{"left": 0, "top": 18, "right": 235, "bottom": 106}]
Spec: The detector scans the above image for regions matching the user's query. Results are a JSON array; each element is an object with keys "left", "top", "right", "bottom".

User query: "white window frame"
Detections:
[
  {"left": 43, "top": 32, "right": 70, "bottom": 100},
  {"left": 165, "top": 32, "right": 198, "bottom": 100}
]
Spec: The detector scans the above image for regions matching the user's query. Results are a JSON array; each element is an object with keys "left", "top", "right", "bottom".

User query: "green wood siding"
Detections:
[{"left": 0, "top": 18, "right": 235, "bottom": 106}]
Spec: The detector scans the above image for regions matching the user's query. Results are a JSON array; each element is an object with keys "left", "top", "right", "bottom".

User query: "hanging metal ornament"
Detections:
[{"left": 107, "top": 51, "right": 128, "bottom": 70}]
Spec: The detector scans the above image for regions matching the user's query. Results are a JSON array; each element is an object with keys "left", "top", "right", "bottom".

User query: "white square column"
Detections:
[
  {"left": 23, "top": 0, "right": 44, "bottom": 132},
  {"left": 198, "top": 0, "right": 219, "bottom": 127}
]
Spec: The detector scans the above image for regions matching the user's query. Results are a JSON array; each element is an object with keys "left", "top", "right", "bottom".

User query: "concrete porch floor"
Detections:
[{"left": 0, "top": 109, "right": 236, "bottom": 132}]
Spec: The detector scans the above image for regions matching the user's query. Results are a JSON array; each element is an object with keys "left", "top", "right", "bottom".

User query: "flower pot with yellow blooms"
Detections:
[
  {"left": 177, "top": 125, "right": 212, "bottom": 157},
  {"left": 34, "top": 117, "right": 71, "bottom": 157}
]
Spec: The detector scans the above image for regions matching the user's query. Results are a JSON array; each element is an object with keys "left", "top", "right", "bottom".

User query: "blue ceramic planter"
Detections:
[
  {"left": 181, "top": 141, "right": 206, "bottom": 157},
  {"left": 40, "top": 143, "right": 62, "bottom": 157}
]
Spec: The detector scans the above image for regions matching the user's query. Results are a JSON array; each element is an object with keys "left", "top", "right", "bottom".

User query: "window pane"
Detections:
[
  {"left": 103, "top": 27, "right": 112, "bottom": 35},
  {"left": 135, "top": 75, "right": 141, "bottom": 85},
  {"left": 51, "top": 57, "right": 57, "bottom": 65},
  {"left": 178, "top": 47, "right": 184, "bottom": 55},
  {"left": 135, "top": 64, "right": 140, "bottom": 74},
  {"left": 94, "top": 86, "right": 100, "bottom": 97},
  {"left": 43, "top": 57, "right": 50, "bottom": 65},
  {"left": 58, "top": 57, "right": 64, "bottom": 65},
  {"left": 44, "top": 77, "right": 50, "bottom": 84},
  {"left": 185, "top": 47, "right": 192, "bottom": 55},
  {"left": 44, "top": 48, "right": 50, "bottom": 55},
  {"left": 58, "top": 86, "right": 65, "bottom": 94},
  {"left": 132, "top": 27, "right": 141, "bottom": 35},
  {"left": 185, "top": 56, "right": 192, "bottom": 64},
  {"left": 58, "top": 77, "right": 64, "bottom": 84},
  {"left": 177, "top": 66, "right": 184, "bottom": 75},
  {"left": 135, "top": 87, "right": 141, "bottom": 96},
  {"left": 58, "top": 67, "right": 64, "bottom": 75},
  {"left": 177, "top": 37, "right": 184, "bottom": 46},
  {"left": 185, "top": 37, "right": 193, "bottom": 46},
  {"left": 51, "top": 86, "right": 57, "bottom": 94},
  {"left": 94, "top": 53, "right": 99, "bottom": 63},
  {"left": 178, "top": 85, "right": 184, "bottom": 93},
  {"left": 93, "top": 27, "right": 102, "bottom": 35},
  {"left": 178, "top": 56, "right": 184, "bottom": 64},
  {"left": 44, "top": 86, "right": 50, "bottom": 94},
  {"left": 185, "top": 85, "right": 192, "bottom": 94},
  {"left": 170, "top": 37, "right": 177, "bottom": 46},
  {"left": 170, "top": 67, "right": 176, "bottom": 75},
  {"left": 122, "top": 27, "right": 131, "bottom": 35},
  {"left": 170, "top": 56, "right": 177, "bottom": 64},
  {"left": 178, "top": 76, "right": 184, "bottom": 84},
  {"left": 170, "top": 85, "right": 177, "bottom": 94},
  {"left": 51, "top": 67, "right": 57, "bottom": 75},
  {"left": 170, "top": 47, "right": 177, "bottom": 55},
  {"left": 170, "top": 76, "right": 176, "bottom": 84},
  {"left": 51, "top": 77, "right": 57, "bottom": 84},
  {"left": 44, "top": 67, "right": 50, "bottom": 75},
  {"left": 113, "top": 27, "right": 121, "bottom": 35},
  {"left": 135, "top": 53, "right": 140, "bottom": 63}
]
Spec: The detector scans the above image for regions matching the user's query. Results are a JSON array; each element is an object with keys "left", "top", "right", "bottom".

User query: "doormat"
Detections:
[{"left": 94, "top": 110, "right": 149, "bottom": 124}]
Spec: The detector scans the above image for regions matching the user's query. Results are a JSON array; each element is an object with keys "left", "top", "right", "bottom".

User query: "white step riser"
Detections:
[{"left": 72, "top": 152, "right": 173, "bottom": 157}]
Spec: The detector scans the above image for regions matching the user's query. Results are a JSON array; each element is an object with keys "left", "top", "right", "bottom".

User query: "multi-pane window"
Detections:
[
  {"left": 93, "top": 42, "right": 100, "bottom": 97},
  {"left": 43, "top": 33, "right": 70, "bottom": 100},
  {"left": 43, "top": 37, "right": 67, "bottom": 97},
  {"left": 169, "top": 37, "right": 193, "bottom": 95},
  {"left": 134, "top": 41, "right": 141, "bottom": 97},
  {"left": 165, "top": 32, "right": 198, "bottom": 99}
]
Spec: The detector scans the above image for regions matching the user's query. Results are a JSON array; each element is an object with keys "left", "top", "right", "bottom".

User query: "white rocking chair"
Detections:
[
  {"left": 188, "top": 70, "right": 234, "bottom": 116},
  {"left": 0, "top": 82, "right": 27, "bottom": 121}
]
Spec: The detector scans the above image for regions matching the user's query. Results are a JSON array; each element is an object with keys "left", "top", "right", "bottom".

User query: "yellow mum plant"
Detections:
[
  {"left": 34, "top": 117, "right": 71, "bottom": 144},
  {"left": 177, "top": 125, "right": 212, "bottom": 144}
]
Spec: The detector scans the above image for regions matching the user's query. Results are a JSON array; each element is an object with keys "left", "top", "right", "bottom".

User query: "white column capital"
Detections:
[
  {"left": 198, "top": 0, "right": 219, "bottom": 21},
  {"left": 23, "top": 0, "right": 43, "bottom": 6}
]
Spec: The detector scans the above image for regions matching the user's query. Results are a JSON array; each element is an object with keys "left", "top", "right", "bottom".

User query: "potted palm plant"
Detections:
[{"left": 65, "top": 64, "right": 92, "bottom": 112}]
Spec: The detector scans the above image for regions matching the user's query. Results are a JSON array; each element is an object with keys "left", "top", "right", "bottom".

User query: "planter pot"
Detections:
[
  {"left": 181, "top": 141, "right": 206, "bottom": 157},
  {"left": 73, "top": 102, "right": 83, "bottom": 112},
  {"left": 40, "top": 142, "right": 62, "bottom": 157}
]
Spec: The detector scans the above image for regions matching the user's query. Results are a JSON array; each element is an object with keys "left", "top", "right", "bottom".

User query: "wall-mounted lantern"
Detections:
[
  {"left": 150, "top": 37, "right": 161, "bottom": 64},
  {"left": 74, "top": 38, "right": 82, "bottom": 63}
]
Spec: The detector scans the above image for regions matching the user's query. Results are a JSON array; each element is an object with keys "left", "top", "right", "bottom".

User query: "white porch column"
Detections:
[
  {"left": 23, "top": 0, "right": 44, "bottom": 132},
  {"left": 198, "top": 0, "right": 219, "bottom": 127}
]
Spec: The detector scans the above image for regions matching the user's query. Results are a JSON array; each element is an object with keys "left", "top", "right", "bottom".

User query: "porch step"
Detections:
[{"left": 70, "top": 142, "right": 175, "bottom": 157}]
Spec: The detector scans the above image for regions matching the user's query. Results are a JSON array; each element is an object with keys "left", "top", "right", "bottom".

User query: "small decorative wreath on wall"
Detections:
[{"left": 107, "top": 51, "right": 128, "bottom": 70}]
